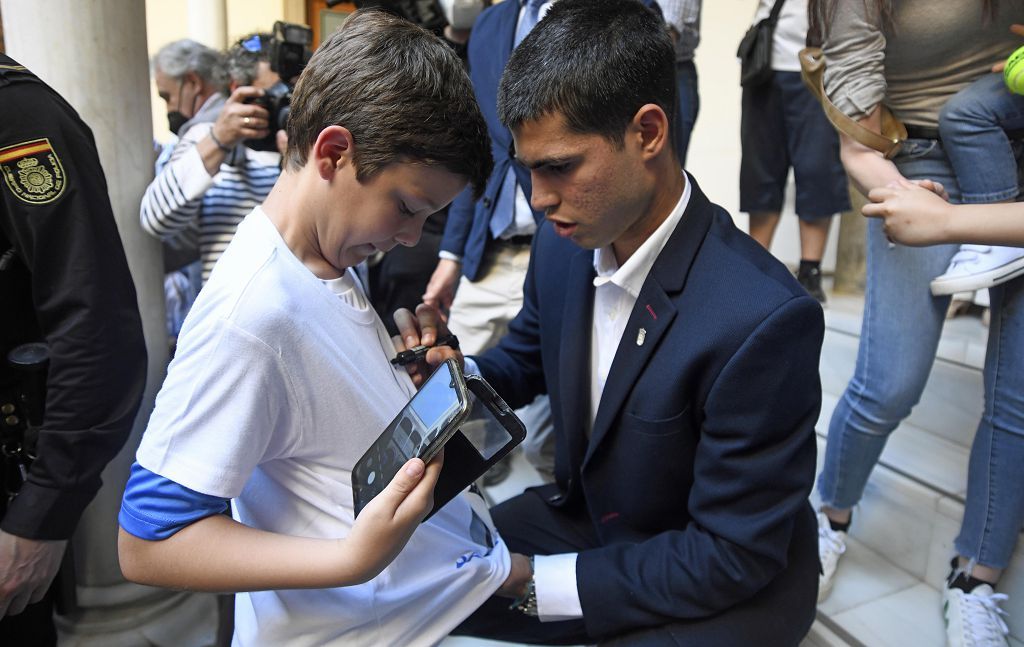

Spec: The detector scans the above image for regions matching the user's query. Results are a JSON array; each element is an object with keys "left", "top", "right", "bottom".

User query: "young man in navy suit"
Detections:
[{"left": 400, "top": 0, "right": 822, "bottom": 643}]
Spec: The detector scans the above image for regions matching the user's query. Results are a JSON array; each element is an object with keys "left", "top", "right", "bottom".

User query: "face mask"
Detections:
[
  {"left": 167, "top": 111, "right": 188, "bottom": 135},
  {"left": 166, "top": 79, "right": 196, "bottom": 135}
]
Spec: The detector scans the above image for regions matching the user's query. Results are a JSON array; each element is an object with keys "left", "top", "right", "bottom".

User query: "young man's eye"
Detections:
[{"left": 398, "top": 202, "right": 414, "bottom": 217}]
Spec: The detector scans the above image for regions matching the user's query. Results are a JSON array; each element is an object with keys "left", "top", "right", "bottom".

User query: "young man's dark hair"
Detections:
[
  {"left": 497, "top": 0, "right": 678, "bottom": 158},
  {"left": 285, "top": 10, "right": 492, "bottom": 196}
]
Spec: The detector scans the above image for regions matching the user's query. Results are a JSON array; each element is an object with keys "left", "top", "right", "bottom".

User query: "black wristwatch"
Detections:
[{"left": 509, "top": 556, "right": 538, "bottom": 617}]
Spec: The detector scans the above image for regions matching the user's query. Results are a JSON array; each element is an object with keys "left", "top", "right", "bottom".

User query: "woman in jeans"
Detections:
[{"left": 809, "top": 2, "right": 1024, "bottom": 645}]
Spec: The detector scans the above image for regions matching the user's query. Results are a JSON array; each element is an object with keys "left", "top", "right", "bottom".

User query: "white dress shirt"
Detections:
[{"left": 533, "top": 175, "right": 692, "bottom": 621}]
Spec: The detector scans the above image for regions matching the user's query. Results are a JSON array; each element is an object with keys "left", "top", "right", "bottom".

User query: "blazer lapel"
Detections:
[
  {"left": 584, "top": 175, "right": 714, "bottom": 467},
  {"left": 558, "top": 248, "right": 596, "bottom": 474}
]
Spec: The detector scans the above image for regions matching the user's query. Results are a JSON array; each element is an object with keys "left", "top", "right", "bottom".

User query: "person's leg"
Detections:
[
  {"left": 673, "top": 60, "right": 699, "bottom": 167},
  {"left": 747, "top": 211, "right": 781, "bottom": 249},
  {"left": 600, "top": 504, "right": 819, "bottom": 647},
  {"left": 956, "top": 274, "right": 1024, "bottom": 574},
  {"left": 816, "top": 139, "right": 960, "bottom": 594},
  {"left": 740, "top": 74, "right": 788, "bottom": 250},
  {"left": 933, "top": 72, "right": 1024, "bottom": 295},
  {"left": 939, "top": 73, "right": 1023, "bottom": 205},
  {"left": 453, "top": 486, "right": 596, "bottom": 645},
  {"left": 798, "top": 217, "right": 832, "bottom": 262},
  {"left": 944, "top": 277, "right": 1024, "bottom": 645},
  {"left": 779, "top": 71, "right": 849, "bottom": 303}
]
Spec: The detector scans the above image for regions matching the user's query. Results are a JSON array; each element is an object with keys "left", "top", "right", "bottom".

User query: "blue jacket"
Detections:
[
  {"left": 474, "top": 176, "right": 822, "bottom": 638},
  {"left": 441, "top": 0, "right": 543, "bottom": 281}
]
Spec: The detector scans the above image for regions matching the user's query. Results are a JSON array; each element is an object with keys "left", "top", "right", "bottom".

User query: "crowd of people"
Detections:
[{"left": 1, "top": 0, "right": 1023, "bottom": 646}]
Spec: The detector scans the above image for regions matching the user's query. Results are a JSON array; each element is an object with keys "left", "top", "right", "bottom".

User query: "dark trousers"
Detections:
[
  {"left": 0, "top": 589, "right": 56, "bottom": 647},
  {"left": 674, "top": 60, "right": 700, "bottom": 167},
  {"left": 454, "top": 486, "right": 819, "bottom": 646}
]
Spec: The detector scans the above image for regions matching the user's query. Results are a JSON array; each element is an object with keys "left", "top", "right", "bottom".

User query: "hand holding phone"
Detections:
[{"left": 352, "top": 361, "right": 526, "bottom": 519}]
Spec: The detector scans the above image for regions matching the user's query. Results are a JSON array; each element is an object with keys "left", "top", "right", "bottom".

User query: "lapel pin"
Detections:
[{"left": 636, "top": 327, "right": 646, "bottom": 346}]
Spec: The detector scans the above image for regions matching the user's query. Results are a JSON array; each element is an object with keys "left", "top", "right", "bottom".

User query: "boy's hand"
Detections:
[
  {"left": 392, "top": 304, "right": 464, "bottom": 387},
  {"left": 345, "top": 454, "right": 443, "bottom": 583},
  {"left": 863, "top": 179, "right": 954, "bottom": 246}
]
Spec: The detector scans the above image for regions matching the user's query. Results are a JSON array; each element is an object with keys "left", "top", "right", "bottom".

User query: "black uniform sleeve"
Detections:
[{"left": 0, "top": 78, "right": 147, "bottom": 540}]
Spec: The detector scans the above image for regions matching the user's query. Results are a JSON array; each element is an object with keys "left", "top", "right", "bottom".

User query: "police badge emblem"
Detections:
[{"left": 0, "top": 138, "right": 66, "bottom": 204}]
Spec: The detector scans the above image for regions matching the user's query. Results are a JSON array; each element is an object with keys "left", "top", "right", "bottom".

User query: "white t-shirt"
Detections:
[
  {"left": 753, "top": 0, "right": 807, "bottom": 73},
  {"left": 137, "top": 207, "right": 509, "bottom": 646}
]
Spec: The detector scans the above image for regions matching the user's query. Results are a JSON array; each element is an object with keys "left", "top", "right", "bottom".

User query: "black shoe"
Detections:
[{"left": 797, "top": 266, "right": 827, "bottom": 304}]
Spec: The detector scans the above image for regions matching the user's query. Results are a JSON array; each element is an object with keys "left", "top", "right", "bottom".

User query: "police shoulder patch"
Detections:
[{"left": 0, "top": 138, "right": 66, "bottom": 204}]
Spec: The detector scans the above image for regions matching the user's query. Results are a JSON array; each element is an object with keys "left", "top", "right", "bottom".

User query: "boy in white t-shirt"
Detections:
[{"left": 117, "top": 11, "right": 522, "bottom": 646}]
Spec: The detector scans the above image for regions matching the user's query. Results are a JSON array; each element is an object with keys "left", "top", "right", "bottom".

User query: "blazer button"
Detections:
[
  {"left": 482, "top": 196, "right": 492, "bottom": 209},
  {"left": 548, "top": 493, "right": 563, "bottom": 504}
]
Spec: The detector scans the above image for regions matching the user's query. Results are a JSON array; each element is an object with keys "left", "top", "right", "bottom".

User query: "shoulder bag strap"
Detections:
[{"left": 798, "top": 46, "right": 906, "bottom": 159}]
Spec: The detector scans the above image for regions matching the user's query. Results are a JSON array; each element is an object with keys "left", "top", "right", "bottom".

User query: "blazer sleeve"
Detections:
[
  {"left": 440, "top": 183, "right": 475, "bottom": 258},
  {"left": 575, "top": 295, "right": 823, "bottom": 638}
]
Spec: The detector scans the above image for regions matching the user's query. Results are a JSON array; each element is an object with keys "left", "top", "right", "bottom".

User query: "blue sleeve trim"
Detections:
[{"left": 119, "top": 462, "right": 230, "bottom": 541}]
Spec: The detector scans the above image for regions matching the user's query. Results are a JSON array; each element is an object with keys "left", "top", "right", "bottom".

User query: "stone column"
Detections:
[
  {"left": 188, "top": 0, "right": 228, "bottom": 48},
  {"left": 833, "top": 183, "right": 868, "bottom": 295},
  {"left": 0, "top": 1, "right": 216, "bottom": 644}
]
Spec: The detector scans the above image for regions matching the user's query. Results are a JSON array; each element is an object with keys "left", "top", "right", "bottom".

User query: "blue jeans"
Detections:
[
  {"left": 939, "top": 72, "right": 1024, "bottom": 203},
  {"left": 817, "top": 138, "right": 1024, "bottom": 569},
  {"left": 674, "top": 60, "right": 699, "bottom": 166}
]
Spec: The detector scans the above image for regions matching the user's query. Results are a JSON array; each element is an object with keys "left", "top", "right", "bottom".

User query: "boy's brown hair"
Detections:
[{"left": 285, "top": 10, "right": 492, "bottom": 197}]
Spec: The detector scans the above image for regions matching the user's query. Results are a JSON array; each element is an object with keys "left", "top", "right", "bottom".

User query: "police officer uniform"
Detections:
[{"left": 0, "top": 53, "right": 146, "bottom": 644}]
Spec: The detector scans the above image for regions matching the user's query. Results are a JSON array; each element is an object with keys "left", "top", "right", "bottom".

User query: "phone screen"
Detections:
[{"left": 352, "top": 362, "right": 465, "bottom": 513}]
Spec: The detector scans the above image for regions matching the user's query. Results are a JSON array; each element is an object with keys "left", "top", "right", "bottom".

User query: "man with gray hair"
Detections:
[{"left": 141, "top": 35, "right": 282, "bottom": 294}]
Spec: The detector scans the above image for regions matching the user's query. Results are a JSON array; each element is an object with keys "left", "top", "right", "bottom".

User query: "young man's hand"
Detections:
[
  {"left": 392, "top": 304, "right": 464, "bottom": 387},
  {"left": 344, "top": 454, "right": 443, "bottom": 583},
  {"left": 422, "top": 259, "right": 462, "bottom": 318}
]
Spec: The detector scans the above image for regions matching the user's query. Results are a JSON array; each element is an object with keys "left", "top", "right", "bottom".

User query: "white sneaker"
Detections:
[
  {"left": 931, "top": 245, "right": 1024, "bottom": 296},
  {"left": 943, "top": 581, "right": 1009, "bottom": 646},
  {"left": 817, "top": 512, "right": 847, "bottom": 603}
]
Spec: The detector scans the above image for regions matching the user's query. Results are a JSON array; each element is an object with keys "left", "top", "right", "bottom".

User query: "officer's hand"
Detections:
[
  {"left": 0, "top": 531, "right": 66, "bottom": 617},
  {"left": 392, "top": 304, "right": 463, "bottom": 387},
  {"left": 211, "top": 86, "right": 271, "bottom": 149}
]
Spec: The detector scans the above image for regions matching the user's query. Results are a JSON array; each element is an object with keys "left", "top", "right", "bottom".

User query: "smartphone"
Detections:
[
  {"left": 352, "top": 359, "right": 470, "bottom": 516},
  {"left": 352, "top": 362, "right": 526, "bottom": 519}
]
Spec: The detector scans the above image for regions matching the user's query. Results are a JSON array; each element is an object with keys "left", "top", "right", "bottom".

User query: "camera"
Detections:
[{"left": 245, "top": 21, "right": 313, "bottom": 152}]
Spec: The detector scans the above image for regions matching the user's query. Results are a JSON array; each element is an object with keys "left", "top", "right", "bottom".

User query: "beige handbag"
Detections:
[{"left": 799, "top": 46, "right": 908, "bottom": 159}]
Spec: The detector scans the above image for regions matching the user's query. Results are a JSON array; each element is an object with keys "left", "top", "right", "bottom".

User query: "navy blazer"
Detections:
[
  {"left": 474, "top": 177, "right": 823, "bottom": 639},
  {"left": 441, "top": 0, "right": 543, "bottom": 282}
]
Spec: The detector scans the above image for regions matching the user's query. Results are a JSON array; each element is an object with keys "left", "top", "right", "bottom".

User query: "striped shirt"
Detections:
[{"left": 140, "top": 122, "right": 280, "bottom": 283}]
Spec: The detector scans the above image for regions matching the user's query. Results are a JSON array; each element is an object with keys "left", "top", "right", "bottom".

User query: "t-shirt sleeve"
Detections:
[
  {"left": 822, "top": 0, "right": 887, "bottom": 120},
  {"left": 119, "top": 462, "right": 229, "bottom": 540},
  {"left": 136, "top": 316, "right": 299, "bottom": 498}
]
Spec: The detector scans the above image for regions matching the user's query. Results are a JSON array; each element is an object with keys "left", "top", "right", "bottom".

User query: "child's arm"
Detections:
[
  {"left": 118, "top": 456, "right": 441, "bottom": 591},
  {"left": 863, "top": 179, "right": 1024, "bottom": 246}
]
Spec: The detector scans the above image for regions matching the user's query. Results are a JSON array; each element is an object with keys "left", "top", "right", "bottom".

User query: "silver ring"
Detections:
[{"left": 243, "top": 116, "right": 251, "bottom": 125}]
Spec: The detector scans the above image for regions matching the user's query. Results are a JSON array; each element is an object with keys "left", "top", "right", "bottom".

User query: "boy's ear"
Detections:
[{"left": 312, "top": 125, "right": 356, "bottom": 180}]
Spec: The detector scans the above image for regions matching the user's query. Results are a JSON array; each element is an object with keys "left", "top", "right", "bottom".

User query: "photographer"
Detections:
[
  {"left": 141, "top": 35, "right": 283, "bottom": 287},
  {"left": 0, "top": 54, "right": 146, "bottom": 644}
]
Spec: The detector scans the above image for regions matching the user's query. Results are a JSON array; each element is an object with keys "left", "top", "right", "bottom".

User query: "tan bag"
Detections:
[{"left": 799, "top": 46, "right": 908, "bottom": 159}]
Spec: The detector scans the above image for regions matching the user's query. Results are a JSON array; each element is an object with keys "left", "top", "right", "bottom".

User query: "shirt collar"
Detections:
[{"left": 592, "top": 174, "right": 692, "bottom": 297}]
